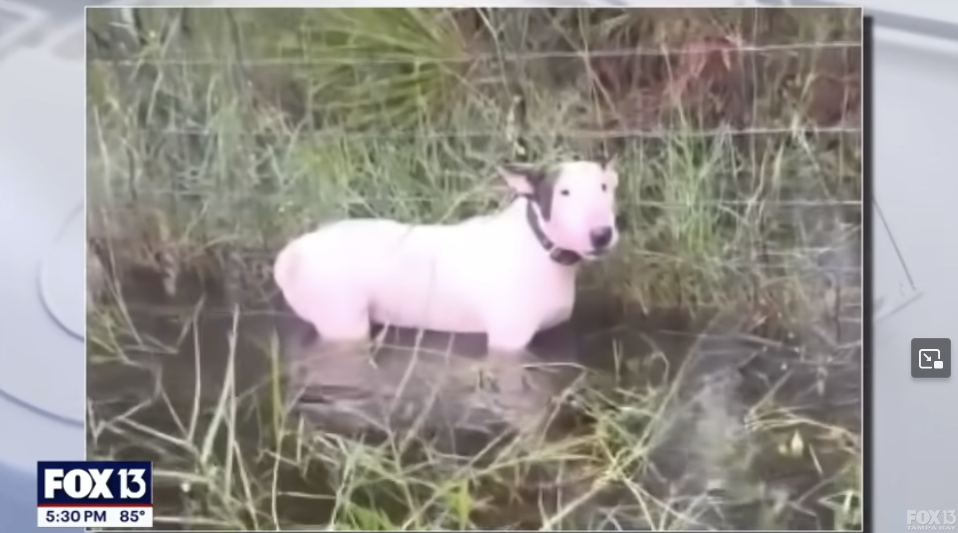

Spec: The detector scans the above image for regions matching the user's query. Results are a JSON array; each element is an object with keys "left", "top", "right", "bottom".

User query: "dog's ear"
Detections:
[
  {"left": 497, "top": 163, "right": 546, "bottom": 196},
  {"left": 598, "top": 153, "right": 617, "bottom": 171},
  {"left": 596, "top": 154, "right": 618, "bottom": 188}
]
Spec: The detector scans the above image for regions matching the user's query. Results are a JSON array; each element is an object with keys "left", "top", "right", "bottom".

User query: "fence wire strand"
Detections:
[
  {"left": 90, "top": 39, "right": 862, "bottom": 66},
  {"left": 153, "top": 125, "right": 860, "bottom": 141},
  {"left": 98, "top": 195, "right": 863, "bottom": 209}
]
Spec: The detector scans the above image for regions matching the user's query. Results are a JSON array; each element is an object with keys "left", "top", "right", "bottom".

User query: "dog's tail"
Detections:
[{"left": 273, "top": 237, "right": 302, "bottom": 292}]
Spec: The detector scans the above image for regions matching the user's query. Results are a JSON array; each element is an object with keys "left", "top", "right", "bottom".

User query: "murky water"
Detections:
[{"left": 87, "top": 255, "right": 861, "bottom": 530}]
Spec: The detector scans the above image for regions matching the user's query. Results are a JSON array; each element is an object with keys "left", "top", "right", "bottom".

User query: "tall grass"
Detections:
[{"left": 86, "top": 7, "right": 863, "bottom": 530}]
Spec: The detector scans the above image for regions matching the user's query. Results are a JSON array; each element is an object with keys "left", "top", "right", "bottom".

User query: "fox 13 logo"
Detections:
[
  {"left": 36, "top": 461, "right": 153, "bottom": 528},
  {"left": 908, "top": 510, "right": 958, "bottom": 530}
]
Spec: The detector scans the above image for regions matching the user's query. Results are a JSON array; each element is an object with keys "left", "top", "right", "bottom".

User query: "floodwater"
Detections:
[
  {"left": 87, "top": 197, "right": 863, "bottom": 531},
  {"left": 87, "top": 250, "right": 861, "bottom": 531}
]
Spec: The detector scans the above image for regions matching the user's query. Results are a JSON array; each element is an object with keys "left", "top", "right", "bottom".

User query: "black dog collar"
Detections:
[{"left": 523, "top": 197, "right": 582, "bottom": 266}]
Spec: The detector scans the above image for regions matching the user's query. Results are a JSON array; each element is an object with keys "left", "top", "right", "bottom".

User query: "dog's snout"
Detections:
[{"left": 589, "top": 226, "right": 614, "bottom": 249}]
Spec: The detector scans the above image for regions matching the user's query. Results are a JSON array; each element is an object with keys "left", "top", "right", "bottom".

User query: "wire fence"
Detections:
[
  {"left": 87, "top": 11, "right": 864, "bottom": 306},
  {"left": 89, "top": 39, "right": 862, "bottom": 65},
  {"left": 146, "top": 124, "right": 859, "bottom": 141}
]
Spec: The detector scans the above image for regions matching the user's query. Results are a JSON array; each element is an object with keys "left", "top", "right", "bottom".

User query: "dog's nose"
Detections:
[{"left": 589, "top": 226, "right": 614, "bottom": 249}]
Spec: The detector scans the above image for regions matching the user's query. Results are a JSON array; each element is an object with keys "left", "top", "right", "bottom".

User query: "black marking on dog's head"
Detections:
[
  {"left": 532, "top": 167, "right": 558, "bottom": 221},
  {"left": 499, "top": 163, "right": 559, "bottom": 221}
]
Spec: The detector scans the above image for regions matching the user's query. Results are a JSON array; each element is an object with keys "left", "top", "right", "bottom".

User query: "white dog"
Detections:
[{"left": 274, "top": 159, "right": 619, "bottom": 358}]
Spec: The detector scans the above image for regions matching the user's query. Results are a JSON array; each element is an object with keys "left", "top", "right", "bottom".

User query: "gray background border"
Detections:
[{"left": 1, "top": 1, "right": 952, "bottom": 531}]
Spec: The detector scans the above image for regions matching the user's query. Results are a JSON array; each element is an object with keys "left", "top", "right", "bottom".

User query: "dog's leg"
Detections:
[
  {"left": 485, "top": 323, "right": 537, "bottom": 387},
  {"left": 304, "top": 297, "right": 372, "bottom": 364}
]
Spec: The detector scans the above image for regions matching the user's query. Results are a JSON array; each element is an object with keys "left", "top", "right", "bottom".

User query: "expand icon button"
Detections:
[{"left": 912, "top": 338, "right": 952, "bottom": 378}]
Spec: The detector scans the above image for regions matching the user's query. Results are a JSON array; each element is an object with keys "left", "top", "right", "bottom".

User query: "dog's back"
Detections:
[{"left": 274, "top": 215, "right": 502, "bottom": 334}]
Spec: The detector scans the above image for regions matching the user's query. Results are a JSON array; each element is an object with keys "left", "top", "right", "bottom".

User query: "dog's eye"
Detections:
[
  {"left": 560, "top": 189, "right": 570, "bottom": 196},
  {"left": 601, "top": 184, "right": 608, "bottom": 192}
]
